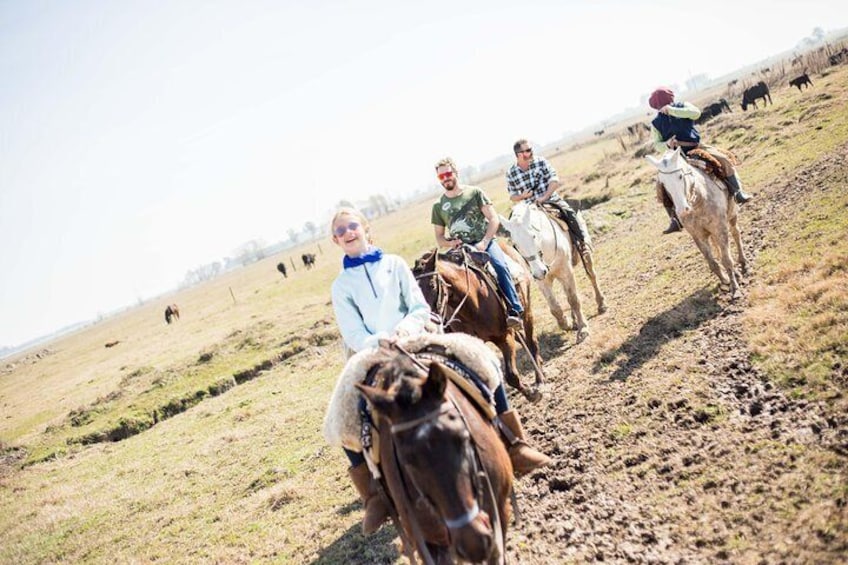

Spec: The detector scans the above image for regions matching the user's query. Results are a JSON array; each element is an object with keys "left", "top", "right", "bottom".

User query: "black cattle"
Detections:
[
  {"left": 276, "top": 262, "right": 288, "bottom": 278},
  {"left": 301, "top": 253, "right": 316, "bottom": 269},
  {"left": 829, "top": 48, "right": 848, "bottom": 66},
  {"left": 696, "top": 98, "right": 732, "bottom": 124},
  {"left": 594, "top": 129, "right": 604, "bottom": 136},
  {"left": 789, "top": 73, "right": 813, "bottom": 91},
  {"left": 741, "top": 81, "right": 772, "bottom": 111}
]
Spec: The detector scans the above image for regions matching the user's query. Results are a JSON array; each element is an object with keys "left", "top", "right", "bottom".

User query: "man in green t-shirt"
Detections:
[{"left": 431, "top": 157, "right": 523, "bottom": 329}]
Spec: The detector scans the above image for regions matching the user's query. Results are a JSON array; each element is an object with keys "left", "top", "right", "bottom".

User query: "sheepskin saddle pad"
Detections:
[{"left": 323, "top": 332, "right": 503, "bottom": 452}]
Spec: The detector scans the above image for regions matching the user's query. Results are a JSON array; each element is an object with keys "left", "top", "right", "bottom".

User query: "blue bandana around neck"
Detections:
[{"left": 343, "top": 247, "right": 383, "bottom": 269}]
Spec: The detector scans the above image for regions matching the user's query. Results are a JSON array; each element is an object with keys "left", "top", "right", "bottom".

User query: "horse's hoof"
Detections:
[
  {"left": 598, "top": 304, "right": 608, "bottom": 315},
  {"left": 524, "top": 388, "right": 543, "bottom": 403},
  {"left": 576, "top": 329, "right": 590, "bottom": 344},
  {"left": 731, "top": 289, "right": 743, "bottom": 300}
]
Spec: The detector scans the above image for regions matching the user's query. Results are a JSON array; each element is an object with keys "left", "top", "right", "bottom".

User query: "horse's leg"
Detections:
[
  {"left": 517, "top": 300, "right": 545, "bottom": 390},
  {"left": 496, "top": 335, "right": 538, "bottom": 402},
  {"left": 579, "top": 249, "right": 608, "bottom": 314},
  {"left": 536, "top": 276, "right": 569, "bottom": 331},
  {"left": 556, "top": 267, "right": 589, "bottom": 343},
  {"left": 691, "top": 232, "right": 730, "bottom": 285},
  {"left": 715, "top": 228, "right": 741, "bottom": 297},
  {"left": 729, "top": 211, "right": 748, "bottom": 275}
]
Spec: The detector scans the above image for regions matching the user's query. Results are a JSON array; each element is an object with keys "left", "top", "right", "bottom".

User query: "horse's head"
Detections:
[
  {"left": 357, "top": 356, "right": 495, "bottom": 563},
  {"left": 501, "top": 203, "right": 548, "bottom": 280},
  {"left": 412, "top": 249, "right": 443, "bottom": 313},
  {"left": 646, "top": 148, "right": 696, "bottom": 219}
]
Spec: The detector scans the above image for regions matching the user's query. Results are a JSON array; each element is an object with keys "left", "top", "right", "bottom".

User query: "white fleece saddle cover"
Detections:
[{"left": 323, "top": 332, "right": 503, "bottom": 451}]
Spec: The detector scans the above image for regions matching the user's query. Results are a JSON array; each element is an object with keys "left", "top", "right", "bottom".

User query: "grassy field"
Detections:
[{"left": 1, "top": 64, "right": 846, "bottom": 563}]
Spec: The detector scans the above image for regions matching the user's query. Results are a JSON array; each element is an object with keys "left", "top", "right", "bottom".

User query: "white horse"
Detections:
[
  {"left": 501, "top": 202, "right": 607, "bottom": 343},
  {"left": 646, "top": 148, "right": 748, "bottom": 298}
]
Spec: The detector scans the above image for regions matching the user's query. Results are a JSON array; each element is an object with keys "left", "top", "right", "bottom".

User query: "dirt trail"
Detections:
[{"left": 505, "top": 144, "right": 848, "bottom": 563}]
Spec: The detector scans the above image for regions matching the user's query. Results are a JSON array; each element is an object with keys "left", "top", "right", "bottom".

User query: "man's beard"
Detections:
[{"left": 442, "top": 179, "right": 456, "bottom": 190}]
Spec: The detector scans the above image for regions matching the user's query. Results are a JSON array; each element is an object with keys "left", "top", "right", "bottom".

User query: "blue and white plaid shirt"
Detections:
[{"left": 505, "top": 156, "right": 561, "bottom": 201}]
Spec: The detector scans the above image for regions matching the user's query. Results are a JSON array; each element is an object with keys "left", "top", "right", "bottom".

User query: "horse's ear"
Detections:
[
  {"left": 355, "top": 383, "right": 395, "bottom": 414},
  {"left": 645, "top": 154, "right": 660, "bottom": 167},
  {"left": 422, "top": 362, "right": 448, "bottom": 400},
  {"left": 426, "top": 248, "right": 438, "bottom": 269}
]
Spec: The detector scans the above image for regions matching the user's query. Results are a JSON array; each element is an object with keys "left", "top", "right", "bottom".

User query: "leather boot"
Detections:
[
  {"left": 561, "top": 209, "right": 589, "bottom": 249},
  {"left": 496, "top": 410, "right": 552, "bottom": 478},
  {"left": 348, "top": 463, "right": 390, "bottom": 535},
  {"left": 725, "top": 174, "right": 752, "bottom": 204},
  {"left": 663, "top": 206, "right": 682, "bottom": 234}
]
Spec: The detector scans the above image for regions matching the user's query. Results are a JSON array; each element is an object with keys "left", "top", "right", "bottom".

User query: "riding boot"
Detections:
[
  {"left": 725, "top": 174, "right": 752, "bottom": 204},
  {"left": 559, "top": 208, "right": 590, "bottom": 254},
  {"left": 663, "top": 206, "right": 682, "bottom": 234},
  {"left": 495, "top": 410, "right": 552, "bottom": 478},
  {"left": 348, "top": 463, "right": 390, "bottom": 535}
]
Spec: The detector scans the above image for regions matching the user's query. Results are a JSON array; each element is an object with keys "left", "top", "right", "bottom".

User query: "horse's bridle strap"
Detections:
[
  {"left": 443, "top": 500, "right": 481, "bottom": 530},
  {"left": 389, "top": 403, "right": 451, "bottom": 434}
]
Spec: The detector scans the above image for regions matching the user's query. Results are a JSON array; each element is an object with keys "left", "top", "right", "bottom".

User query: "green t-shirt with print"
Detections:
[{"left": 431, "top": 185, "right": 492, "bottom": 244}]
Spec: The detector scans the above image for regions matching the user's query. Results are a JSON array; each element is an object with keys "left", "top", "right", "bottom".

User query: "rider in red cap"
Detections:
[{"left": 649, "top": 87, "right": 752, "bottom": 234}]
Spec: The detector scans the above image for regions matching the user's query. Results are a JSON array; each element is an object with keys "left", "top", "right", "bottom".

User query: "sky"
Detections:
[{"left": 1, "top": 0, "right": 846, "bottom": 348}]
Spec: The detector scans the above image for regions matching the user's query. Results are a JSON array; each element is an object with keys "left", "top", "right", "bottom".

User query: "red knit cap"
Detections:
[{"left": 649, "top": 88, "right": 675, "bottom": 110}]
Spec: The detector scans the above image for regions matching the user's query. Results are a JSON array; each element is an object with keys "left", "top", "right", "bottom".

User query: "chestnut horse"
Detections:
[
  {"left": 413, "top": 247, "right": 544, "bottom": 402},
  {"left": 357, "top": 349, "right": 512, "bottom": 565}
]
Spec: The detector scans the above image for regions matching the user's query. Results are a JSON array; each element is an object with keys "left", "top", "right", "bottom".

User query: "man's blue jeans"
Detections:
[{"left": 485, "top": 239, "right": 524, "bottom": 315}]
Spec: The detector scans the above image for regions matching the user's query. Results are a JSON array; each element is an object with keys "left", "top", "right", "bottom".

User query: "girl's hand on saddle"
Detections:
[
  {"left": 474, "top": 238, "right": 491, "bottom": 252},
  {"left": 666, "top": 135, "right": 678, "bottom": 149},
  {"left": 447, "top": 238, "right": 463, "bottom": 250}
]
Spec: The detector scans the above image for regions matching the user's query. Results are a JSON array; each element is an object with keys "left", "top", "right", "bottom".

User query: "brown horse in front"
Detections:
[
  {"left": 413, "top": 247, "right": 544, "bottom": 402},
  {"left": 357, "top": 351, "right": 512, "bottom": 564}
]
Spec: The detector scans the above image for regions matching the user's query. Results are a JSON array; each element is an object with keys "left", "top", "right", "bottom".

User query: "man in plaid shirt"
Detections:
[{"left": 506, "top": 139, "right": 590, "bottom": 254}]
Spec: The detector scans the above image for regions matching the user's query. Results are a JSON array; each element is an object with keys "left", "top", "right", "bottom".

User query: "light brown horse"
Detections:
[
  {"left": 164, "top": 304, "right": 180, "bottom": 324},
  {"left": 357, "top": 350, "right": 512, "bottom": 565},
  {"left": 646, "top": 148, "right": 748, "bottom": 298},
  {"left": 413, "top": 246, "right": 544, "bottom": 402}
]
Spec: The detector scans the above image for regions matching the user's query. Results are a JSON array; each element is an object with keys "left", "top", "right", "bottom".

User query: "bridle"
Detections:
[
  {"left": 511, "top": 203, "right": 560, "bottom": 268},
  {"left": 381, "top": 345, "right": 502, "bottom": 565},
  {"left": 414, "top": 250, "right": 476, "bottom": 330},
  {"left": 389, "top": 399, "right": 484, "bottom": 531},
  {"left": 657, "top": 163, "right": 698, "bottom": 208}
]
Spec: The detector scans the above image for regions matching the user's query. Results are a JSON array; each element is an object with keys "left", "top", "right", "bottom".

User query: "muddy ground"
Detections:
[{"left": 501, "top": 144, "right": 847, "bottom": 563}]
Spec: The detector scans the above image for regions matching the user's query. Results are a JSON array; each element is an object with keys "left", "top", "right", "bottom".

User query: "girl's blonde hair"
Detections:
[{"left": 329, "top": 207, "right": 373, "bottom": 243}]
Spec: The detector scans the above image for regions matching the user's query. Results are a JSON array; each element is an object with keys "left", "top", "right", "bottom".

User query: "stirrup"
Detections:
[{"left": 506, "top": 315, "right": 522, "bottom": 329}]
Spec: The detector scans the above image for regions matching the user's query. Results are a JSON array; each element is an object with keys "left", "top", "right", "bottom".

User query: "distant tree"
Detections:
[
  {"left": 338, "top": 199, "right": 355, "bottom": 209},
  {"left": 304, "top": 221, "right": 318, "bottom": 240},
  {"left": 287, "top": 228, "right": 299, "bottom": 245},
  {"left": 812, "top": 27, "right": 825, "bottom": 43}
]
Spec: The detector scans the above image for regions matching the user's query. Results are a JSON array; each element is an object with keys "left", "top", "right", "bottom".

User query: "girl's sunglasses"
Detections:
[{"left": 333, "top": 221, "right": 361, "bottom": 237}]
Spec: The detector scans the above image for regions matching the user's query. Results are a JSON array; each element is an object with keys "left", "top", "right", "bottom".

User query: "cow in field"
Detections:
[
  {"left": 301, "top": 253, "right": 316, "bottom": 269},
  {"left": 696, "top": 98, "right": 732, "bottom": 124},
  {"left": 789, "top": 73, "right": 813, "bottom": 91},
  {"left": 594, "top": 129, "right": 604, "bottom": 136},
  {"left": 741, "top": 81, "right": 772, "bottom": 111},
  {"left": 276, "top": 262, "right": 288, "bottom": 278}
]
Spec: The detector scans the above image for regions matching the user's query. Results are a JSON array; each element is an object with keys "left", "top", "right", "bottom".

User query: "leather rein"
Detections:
[{"left": 383, "top": 344, "right": 502, "bottom": 565}]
